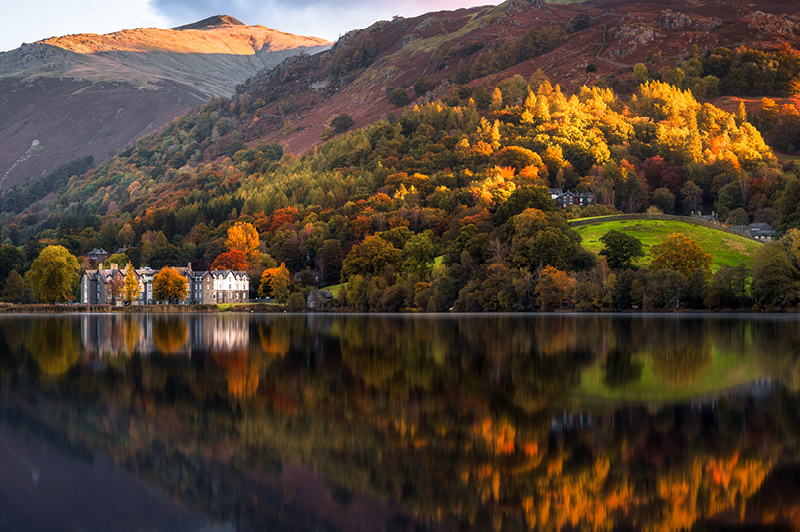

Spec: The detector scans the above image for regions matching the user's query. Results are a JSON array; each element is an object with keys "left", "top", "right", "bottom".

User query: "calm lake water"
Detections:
[{"left": 1, "top": 313, "right": 799, "bottom": 531}]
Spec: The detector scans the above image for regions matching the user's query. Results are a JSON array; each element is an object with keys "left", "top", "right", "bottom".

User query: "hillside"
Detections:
[
  {"left": 574, "top": 218, "right": 763, "bottom": 269},
  {"left": 227, "top": 0, "right": 800, "bottom": 154},
  {"left": 0, "top": 17, "right": 330, "bottom": 190}
]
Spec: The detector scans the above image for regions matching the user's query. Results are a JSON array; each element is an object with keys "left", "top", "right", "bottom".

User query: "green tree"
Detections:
[
  {"left": 331, "top": 114, "right": 355, "bottom": 134},
  {"left": 387, "top": 88, "right": 411, "bottom": 107},
  {"left": 123, "top": 263, "right": 139, "bottom": 305},
  {"left": 650, "top": 233, "right": 713, "bottom": 279},
  {"left": 0, "top": 244, "right": 23, "bottom": 285},
  {"left": 401, "top": 233, "right": 438, "bottom": 279},
  {"left": 1, "top": 270, "right": 25, "bottom": 303},
  {"left": 152, "top": 267, "right": 188, "bottom": 304},
  {"left": 599, "top": 230, "right": 645, "bottom": 270},
  {"left": 105, "top": 253, "right": 129, "bottom": 268},
  {"left": 342, "top": 236, "right": 401, "bottom": 278},
  {"left": 26, "top": 245, "right": 79, "bottom": 304}
]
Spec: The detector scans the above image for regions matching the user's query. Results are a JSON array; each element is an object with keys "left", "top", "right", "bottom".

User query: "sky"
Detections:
[{"left": 0, "top": 0, "right": 492, "bottom": 52}]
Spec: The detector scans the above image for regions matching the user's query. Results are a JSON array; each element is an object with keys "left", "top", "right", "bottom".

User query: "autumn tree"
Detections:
[
  {"left": 123, "top": 263, "right": 139, "bottom": 305},
  {"left": 26, "top": 245, "right": 79, "bottom": 304},
  {"left": 259, "top": 263, "right": 293, "bottom": 303},
  {"left": 650, "top": 233, "right": 713, "bottom": 279},
  {"left": 152, "top": 267, "right": 188, "bottom": 304},
  {"left": 599, "top": 230, "right": 645, "bottom": 270},
  {"left": 212, "top": 249, "right": 248, "bottom": 271},
  {"left": 341, "top": 235, "right": 401, "bottom": 278},
  {"left": 226, "top": 221, "right": 260, "bottom": 266},
  {"left": 535, "top": 266, "right": 575, "bottom": 310}
]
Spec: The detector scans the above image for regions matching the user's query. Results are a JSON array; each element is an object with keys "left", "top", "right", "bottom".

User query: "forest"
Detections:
[{"left": 1, "top": 67, "right": 800, "bottom": 311}]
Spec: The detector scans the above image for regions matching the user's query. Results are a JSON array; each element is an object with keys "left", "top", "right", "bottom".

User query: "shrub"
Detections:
[
  {"left": 286, "top": 292, "right": 307, "bottom": 312},
  {"left": 331, "top": 114, "right": 355, "bottom": 134},
  {"left": 387, "top": 88, "right": 411, "bottom": 107}
]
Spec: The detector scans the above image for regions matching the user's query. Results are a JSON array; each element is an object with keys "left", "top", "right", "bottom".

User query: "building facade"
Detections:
[{"left": 81, "top": 264, "right": 249, "bottom": 305}]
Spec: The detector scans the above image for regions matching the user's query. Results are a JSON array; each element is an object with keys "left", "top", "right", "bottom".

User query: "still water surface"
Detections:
[{"left": 0, "top": 313, "right": 799, "bottom": 531}]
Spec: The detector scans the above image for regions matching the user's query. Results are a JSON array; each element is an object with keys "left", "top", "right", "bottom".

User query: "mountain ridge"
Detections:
[{"left": 0, "top": 16, "right": 331, "bottom": 190}]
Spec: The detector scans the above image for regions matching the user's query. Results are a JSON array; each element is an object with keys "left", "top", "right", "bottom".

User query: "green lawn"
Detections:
[
  {"left": 574, "top": 219, "right": 763, "bottom": 270},
  {"left": 574, "top": 349, "right": 765, "bottom": 404}
]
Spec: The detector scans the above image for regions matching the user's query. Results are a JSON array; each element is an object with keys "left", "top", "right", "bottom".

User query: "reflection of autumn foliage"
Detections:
[
  {"left": 651, "top": 336, "right": 712, "bottom": 387},
  {"left": 26, "top": 318, "right": 80, "bottom": 376},
  {"left": 647, "top": 454, "right": 770, "bottom": 532},
  {"left": 6, "top": 314, "right": 797, "bottom": 531},
  {"left": 152, "top": 317, "right": 188, "bottom": 354},
  {"left": 258, "top": 322, "right": 291, "bottom": 357},
  {"left": 214, "top": 350, "right": 260, "bottom": 399}
]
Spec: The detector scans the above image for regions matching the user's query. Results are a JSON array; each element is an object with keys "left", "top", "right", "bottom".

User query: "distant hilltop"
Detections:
[
  {"left": 0, "top": 16, "right": 330, "bottom": 191},
  {"left": 174, "top": 15, "right": 246, "bottom": 30}
]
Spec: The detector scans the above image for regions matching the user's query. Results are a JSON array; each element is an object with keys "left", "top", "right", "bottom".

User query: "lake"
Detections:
[{"left": 0, "top": 313, "right": 799, "bottom": 531}]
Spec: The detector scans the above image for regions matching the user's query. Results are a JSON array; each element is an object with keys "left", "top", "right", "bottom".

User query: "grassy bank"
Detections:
[{"left": 574, "top": 219, "right": 763, "bottom": 270}]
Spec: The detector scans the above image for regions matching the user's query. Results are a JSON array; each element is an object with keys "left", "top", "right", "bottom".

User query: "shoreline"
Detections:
[{"left": 0, "top": 303, "right": 797, "bottom": 314}]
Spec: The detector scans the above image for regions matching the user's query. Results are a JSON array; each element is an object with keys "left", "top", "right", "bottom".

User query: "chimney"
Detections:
[
  {"left": 111, "top": 263, "right": 118, "bottom": 270},
  {"left": 99, "top": 263, "right": 104, "bottom": 270}
]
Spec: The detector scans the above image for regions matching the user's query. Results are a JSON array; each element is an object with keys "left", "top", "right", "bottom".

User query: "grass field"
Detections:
[{"left": 574, "top": 219, "right": 764, "bottom": 270}]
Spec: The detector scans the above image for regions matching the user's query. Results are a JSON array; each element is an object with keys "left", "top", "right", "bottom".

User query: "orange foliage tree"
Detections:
[
  {"left": 225, "top": 221, "right": 260, "bottom": 265},
  {"left": 212, "top": 249, "right": 248, "bottom": 271}
]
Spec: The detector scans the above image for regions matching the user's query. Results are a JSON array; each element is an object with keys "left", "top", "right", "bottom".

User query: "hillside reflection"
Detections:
[{"left": 1, "top": 314, "right": 800, "bottom": 531}]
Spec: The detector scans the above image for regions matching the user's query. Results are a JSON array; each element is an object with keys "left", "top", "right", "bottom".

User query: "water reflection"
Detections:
[{"left": 0, "top": 313, "right": 799, "bottom": 531}]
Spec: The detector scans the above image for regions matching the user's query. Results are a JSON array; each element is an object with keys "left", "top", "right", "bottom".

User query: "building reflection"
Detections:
[{"left": 79, "top": 314, "right": 250, "bottom": 356}]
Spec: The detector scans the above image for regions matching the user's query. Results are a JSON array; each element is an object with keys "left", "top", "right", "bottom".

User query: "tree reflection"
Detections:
[
  {"left": 151, "top": 317, "right": 188, "bottom": 354},
  {"left": 26, "top": 318, "right": 80, "bottom": 376},
  {"left": 651, "top": 337, "right": 713, "bottom": 387},
  {"left": 213, "top": 350, "right": 260, "bottom": 400},
  {"left": 603, "top": 351, "right": 643, "bottom": 389},
  {"left": 4, "top": 314, "right": 800, "bottom": 531}
]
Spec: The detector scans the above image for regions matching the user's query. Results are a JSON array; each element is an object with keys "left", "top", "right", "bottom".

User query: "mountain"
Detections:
[
  {"left": 0, "top": 16, "right": 330, "bottom": 190},
  {"left": 231, "top": 0, "right": 800, "bottom": 154}
]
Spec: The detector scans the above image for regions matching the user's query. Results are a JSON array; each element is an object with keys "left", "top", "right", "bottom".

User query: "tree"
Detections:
[
  {"left": 318, "top": 239, "right": 344, "bottom": 286},
  {"left": 123, "top": 263, "right": 139, "bottom": 305},
  {"left": 1, "top": 270, "right": 25, "bottom": 303},
  {"left": 105, "top": 253, "right": 129, "bottom": 268},
  {"left": 26, "top": 245, "right": 79, "bottom": 304},
  {"left": 226, "top": 221, "right": 260, "bottom": 265},
  {"left": 152, "top": 267, "right": 188, "bottom": 304},
  {"left": 259, "top": 263, "right": 293, "bottom": 303},
  {"left": 401, "top": 233, "right": 438, "bottom": 279},
  {"left": 387, "top": 88, "right": 411, "bottom": 107},
  {"left": 212, "top": 250, "right": 249, "bottom": 271},
  {"left": 535, "top": 265, "right": 575, "bottom": 310},
  {"left": 650, "top": 233, "right": 713, "bottom": 279},
  {"left": 599, "top": 230, "right": 645, "bottom": 270},
  {"left": 0, "top": 244, "right": 23, "bottom": 285},
  {"left": 109, "top": 274, "right": 124, "bottom": 306},
  {"left": 341, "top": 235, "right": 401, "bottom": 278},
  {"left": 414, "top": 75, "right": 435, "bottom": 97},
  {"left": 331, "top": 114, "right": 355, "bottom": 134}
]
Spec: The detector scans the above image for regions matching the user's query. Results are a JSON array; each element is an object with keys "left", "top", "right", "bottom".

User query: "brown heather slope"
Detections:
[
  {"left": 228, "top": 0, "right": 800, "bottom": 156},
  {"left": 0, "top": 17, "right": 330, "bottom": 190}
]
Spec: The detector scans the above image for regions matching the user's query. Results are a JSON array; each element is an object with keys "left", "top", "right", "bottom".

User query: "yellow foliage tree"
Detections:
[
  {"left": 651, "top": 233, "right": 713, "bottom": 279},
  {"left": 259, "top": 263, "right": 293, "bottom": 303},
  {"left": 152, "top": 267, "right": 188, "bottom": 304},
  {"left": 26, "top": 245, "right": 79, "bottom": 304},
  {"left": 123, "top": 263, "right": 139, "bottom": 305},
  {"left": 226, "top": 221, "right": 260, "bottom": 265}
]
